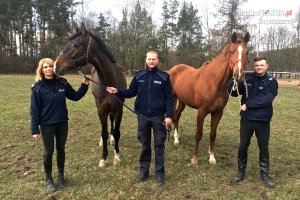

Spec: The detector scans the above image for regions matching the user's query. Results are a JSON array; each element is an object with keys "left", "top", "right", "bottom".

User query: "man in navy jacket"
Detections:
[
  {"left": 228, "top": 57, "right": 278, "bottom": 188},
  {"left": 106, "top": 51, "right": 173, "bottom": 187}
]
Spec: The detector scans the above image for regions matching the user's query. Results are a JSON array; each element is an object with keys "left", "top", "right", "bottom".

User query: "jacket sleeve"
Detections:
[
  {"left": 30, "top": 89, "right": 41, "bottom": 135},
  {"left": 165, "top": 77, "right": 173, "bottom": 118},
  {"left": 245, "top": 79, "right": 278, "bottom": 108},
  {"left": 117, "top": 76, "right": 138, "bottom": 98},
  {"left": 65, "top": 82, "right": 89, "bottom": 101}
]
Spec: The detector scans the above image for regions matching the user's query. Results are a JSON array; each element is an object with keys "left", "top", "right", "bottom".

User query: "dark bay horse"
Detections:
[
  {"left": 169, "top": 32, "right": 250, "bottom": 165},
  {"left": 54, "top": 23, "right": 127, "bottom": 168}
]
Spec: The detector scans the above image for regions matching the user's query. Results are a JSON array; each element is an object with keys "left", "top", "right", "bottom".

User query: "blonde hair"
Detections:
[
  {"left": 35, "top": 58, "right": 54, "bottom": 81},
  {"left": 146, "top": 50, "right": 159, "bottom": 59}
]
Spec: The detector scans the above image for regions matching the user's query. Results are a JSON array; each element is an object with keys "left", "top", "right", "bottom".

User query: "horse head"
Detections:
[
  {"left": 54, "top": 22, "right": 92, "bottom": 76},
  {"left": 229, "top": 32, "right": 250, "bottom": 82}
]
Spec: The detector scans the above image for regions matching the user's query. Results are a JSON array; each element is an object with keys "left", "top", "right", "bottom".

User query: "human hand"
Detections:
[
  {"left": 106, "top": 87, "right": 118, "bottom": 94},
  {"left": 33, "top": 133, "right": 41, "bottom": 141},
  {"left": 83, "top": 77, "right": 90, "bottom": 85},
  {"left": 164, "top": 117, "right": 172, "bottom": 126},
  {"left": 241, "top": 104, "right": 247, "bottom": 111}
]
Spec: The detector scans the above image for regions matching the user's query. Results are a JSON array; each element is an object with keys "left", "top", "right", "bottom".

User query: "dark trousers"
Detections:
[
  {"left": 40, "top": 122, "right": 68, "bottom": 178},
  {"left": 137, "top": 115, "right": 166, "bottom": 177},
  {"left": 238, "top": 117, "right": 270, "bottom": 173}
]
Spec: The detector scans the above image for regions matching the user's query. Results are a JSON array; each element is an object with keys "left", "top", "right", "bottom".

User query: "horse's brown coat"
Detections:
[
  {"left": 54, "top": 23, "right": 126, "bottom": 166},
  {"left": 169, "top": 32, "right": 250, "bottom": 164}
]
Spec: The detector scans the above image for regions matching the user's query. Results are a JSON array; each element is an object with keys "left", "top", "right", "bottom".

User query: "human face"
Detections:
[
  {"left": 42, "top": 63, "right": 54, "bottom": 79},
  {"left": 253, "top": 59, "right": 268, "bottom": 76},
  {"left": 145, "top": 52, "right": 159, "bottom": 69}
]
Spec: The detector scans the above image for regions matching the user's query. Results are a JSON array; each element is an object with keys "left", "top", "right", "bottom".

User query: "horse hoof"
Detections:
[
  {"left": 113, "top": 154, "right": 121, "bottom": 166},
  {"left": 98, "top": 159, "right": 107, "bottom": 168},
  {"left": 174, "top": 140, "right": 179, "bottom": 146},
  {"left": 190, "top": 159, "right": 198, "bottom": 166},
  {"left": 209, "top": 159, "right": 217, "bottom": 164}
]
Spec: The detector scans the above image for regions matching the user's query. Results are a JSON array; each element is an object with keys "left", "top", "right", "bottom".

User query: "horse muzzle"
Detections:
[
  {"left": 233, "top": 72, "right": 245, "bottom": 82},
  {"left": 54, "top": 55, "right": 73, "bottom": 76}
]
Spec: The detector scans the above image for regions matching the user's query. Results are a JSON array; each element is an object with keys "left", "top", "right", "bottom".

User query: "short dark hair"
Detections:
[{"left": 253, "top": 57, "right": 267, "bottom": 62}]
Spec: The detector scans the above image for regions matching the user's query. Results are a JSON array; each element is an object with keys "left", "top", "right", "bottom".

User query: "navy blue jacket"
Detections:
[
  {"left": 228, "top": 72, "right": 278, "bottom": 122},
  {"left": 117, "top": 67, "right": 173, "bottom": 118},
  {"left": 30, "top": 77, "right": 88, "bottom": 134}
]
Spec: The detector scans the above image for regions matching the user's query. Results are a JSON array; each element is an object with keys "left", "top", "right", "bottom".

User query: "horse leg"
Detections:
[
  {"left": 191, "top": 109, "right": 206, "bottom": 165},
  {"left": 112, "top": 110, "right": 122, "bottom": 166},
  {"left": 98, "top": 113, "right": 115, "bottom": 147},
  {"left": 173, "top": 98, "right": 186, "bottom": 145},
  {"left": 109, "top": 113, "right": 115, "bottom": 146},
  {"left": 98, "top": 115, "right": 109, "bottom": 168},
  {"left": 208, "top": 110, "right": 224, "bottom": 164}
]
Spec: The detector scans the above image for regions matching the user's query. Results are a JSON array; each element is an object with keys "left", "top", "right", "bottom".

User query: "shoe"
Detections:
[
  {"left": 156, "top": 176, "right": 165, "bottom": 187},
  {"left": 45, "top": 178, "right": 56, "bottom": 192},
  {"left": 233, "top": 172, "right": 245, "bottom": 183},
  {"left": 136, "top": 173, "right": 149, "bottom": 182},
  {"left": 261, "top": 174, "right": 275, "bottom": 188},
  {"left": 57, "top": 176, "right": 67, "bottom": 188}
]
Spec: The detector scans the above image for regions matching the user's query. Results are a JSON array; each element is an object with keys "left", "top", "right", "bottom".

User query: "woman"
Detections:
[{"left": 30, "top": 58, "right": 89, "bottom": 192}]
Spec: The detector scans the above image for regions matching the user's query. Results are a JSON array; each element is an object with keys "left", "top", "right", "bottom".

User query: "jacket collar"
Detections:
[{"left": 146, "top": 66, "right": 159, "bottom": 73}]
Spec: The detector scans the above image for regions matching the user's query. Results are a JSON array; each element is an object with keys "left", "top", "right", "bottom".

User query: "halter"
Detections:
[
  {"left": 229, "top": 43, "right": 247, "bottom": 71},
  {"left": 60, "top": 35, "right": 92, "bottom": 71},
  {"left": 229, "top": 59, "right": 246, "bottom": 70}
]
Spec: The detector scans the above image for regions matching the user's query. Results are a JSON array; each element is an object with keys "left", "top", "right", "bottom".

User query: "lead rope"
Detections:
[
  {"left": 78, "top": 70, "right": 172, "bottom": 141},
  {"left": 227, "top": 77, "right": 249, "bottom": 117},
  {"left": 227, "top": 79, "right": 241, "bottom": 117}
]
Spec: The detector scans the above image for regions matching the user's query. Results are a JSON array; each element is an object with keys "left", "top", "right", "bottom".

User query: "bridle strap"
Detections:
[
  {"left": 229, "top": 59, "right": 246, "bottom": 70},
  {"left": 60, "top": 35, "right": 92, "bottom": 70}
]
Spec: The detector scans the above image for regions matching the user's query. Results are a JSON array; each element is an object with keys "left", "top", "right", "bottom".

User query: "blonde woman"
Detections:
[{"left": 30, "top": 58, "right": 89, "bottom": 192}]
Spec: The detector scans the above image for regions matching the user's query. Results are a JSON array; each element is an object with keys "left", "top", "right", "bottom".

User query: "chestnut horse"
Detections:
[
  {"left": 54, "top": 23, "right": 126, "bottom": 168},
  {"left": 170, "top": 32, "right": 250, "bottom": 165}
]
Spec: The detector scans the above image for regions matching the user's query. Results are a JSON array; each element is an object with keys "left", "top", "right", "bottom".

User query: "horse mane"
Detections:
[
  {"left": 89, "top": 32, "right": 117, "bottom": 64},
  {"left": 198, "top": 39, "right": 242, "bottom": 68},
  {"left": 69, "top": 31, "right": 117, "bottom": 64}
]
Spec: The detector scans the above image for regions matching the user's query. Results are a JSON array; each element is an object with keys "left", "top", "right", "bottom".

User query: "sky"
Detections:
[
  {"left": 85, "top": 0, "right": 299, "bottom": 36},
  {"left": 87, "top": 0, "right": 299, "bottom": 22}
]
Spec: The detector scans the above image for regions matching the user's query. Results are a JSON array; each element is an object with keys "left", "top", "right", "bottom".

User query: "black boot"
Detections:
[
  {"left": 234, "top": 171, "right": 245, "bottom": 182},
  {"left": 57, "top": 168, "right": 67, "bottom": 188},
  {"left": 233, "top": 153, "right": 247, "bottom": 183},
  {"left": 260, "top": 156, "right": 275, "bottom": 188},
  {"left": 45, "top": 176, "right": 56, "bottom": 192},
  {"left": 261, "top": 173, "right": 275, "bottom": 188}
]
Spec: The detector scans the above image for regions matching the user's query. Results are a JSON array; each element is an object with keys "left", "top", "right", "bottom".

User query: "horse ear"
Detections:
[
  {"left": 231, "top": 32, "right": 237, "bottom": 43},
  {"left": 244, "top": 32, "right": 250, "bottom": 43},
  {"left": 72, "top": 21, "right": 80, "bottom": 32},
  {"left": 80, "top": 22, "right": 86, "bottom": 34}
]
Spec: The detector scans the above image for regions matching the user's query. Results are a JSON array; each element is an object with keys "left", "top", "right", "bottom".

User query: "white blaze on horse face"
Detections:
[
  {"left": 237, "top": 45, "right": 243, "bottom": 76},
  {"left": 53, "top": 61, "right": 57, "bottom": 73}
]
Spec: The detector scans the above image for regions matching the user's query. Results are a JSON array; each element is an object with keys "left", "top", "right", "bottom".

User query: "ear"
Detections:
[
  {"left": 80, "top": 22, "right": 86, "bottom": 34},
  {"left": 73, "top": 21, "right": 80, "bottom": 32},
  {"left": 244, "top": 32, "right": 250, "bottom": 43},
  {"left": 231, "top": 32, "right": 237, "bottom": 43}
]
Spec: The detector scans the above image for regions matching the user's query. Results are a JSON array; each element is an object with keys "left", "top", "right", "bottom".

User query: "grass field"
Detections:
[{"left": 0, "top": 74, "right": 299, "bottom": 200}]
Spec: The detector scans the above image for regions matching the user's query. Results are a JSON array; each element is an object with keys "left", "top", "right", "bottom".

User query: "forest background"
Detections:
[{"left": 0, "top": 0, "right": 299, "bottom": 74}]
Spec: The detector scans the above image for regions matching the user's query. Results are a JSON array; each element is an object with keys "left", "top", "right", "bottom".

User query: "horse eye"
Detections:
[{"left": 74, "top": 43, "right": 80, "bottom": 47}]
